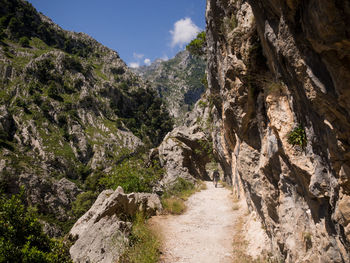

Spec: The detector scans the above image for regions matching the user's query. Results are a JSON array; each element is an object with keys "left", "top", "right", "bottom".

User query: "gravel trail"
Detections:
[{"left": 150, "top": 181, "right": 236, "bottom": 263}]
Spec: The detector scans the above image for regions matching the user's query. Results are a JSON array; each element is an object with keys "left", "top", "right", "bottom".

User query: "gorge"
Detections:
[{"left": 0, "top": 0, "right": 350, "bottom": 262}]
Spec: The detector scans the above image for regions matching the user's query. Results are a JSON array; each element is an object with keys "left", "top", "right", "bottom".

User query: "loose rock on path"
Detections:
[{"left": 150, "top": 181, "right": 237, "bottom": 263}]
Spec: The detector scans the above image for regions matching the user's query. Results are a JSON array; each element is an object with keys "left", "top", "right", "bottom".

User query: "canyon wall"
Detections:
[{"left": 206, "top": 0, "right": 350, "bottom": 261}]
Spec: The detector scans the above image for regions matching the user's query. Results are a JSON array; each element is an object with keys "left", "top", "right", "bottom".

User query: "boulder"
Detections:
[
  {"left": 69, "top": 187, "right": 162, "bottom": 263},
  {"left": 158, "top": 124, "right": 211, "bottom": 186}
]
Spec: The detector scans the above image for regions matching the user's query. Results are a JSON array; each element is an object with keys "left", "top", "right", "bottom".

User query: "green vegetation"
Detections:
[
  {"left": 0, "top": 1, "right": 178, "bottom": 255},
  {"left": 287, "top": 125, "right": 307, "bottom": 148},
  {"left": 303, "top": 232, "right": 312, "bottom": 244},
  {"left": 0, "top": 0, "right": 92, "bottom": 57},
  {"left": 161, "top": 178, "right": 204, "bottom": 215},
  {"left": 266, "top": 81, "right": 283, "bottom": 96},
  {"left": 194, "top": 139, "right": 214, "bottom": 161},
  {"left": 220, "top": 14, "right": 237, "bottom": 36},
  {"left": 99, "top": 157, "right": 163, "bottom": 193},
  {"left": 186, "top": 31, "right": 206, "bottom": 57},
  {"left": 0, "top": 190, "right": 72, "bottom": 263},
  {"left": 19, "top": 36, "right": 29, "bottom": 47},
  {"left": 113, "top": 87, "right": 174, "bottom": 147},
  {"left": 70, "top": 191, "right": 97, "bottom": 219},
  {"left": 119, "top": 213, "right": 160, "bottom": 263},
  {"left": 198, "top": 99, "right": 208, "bottom": 108}
]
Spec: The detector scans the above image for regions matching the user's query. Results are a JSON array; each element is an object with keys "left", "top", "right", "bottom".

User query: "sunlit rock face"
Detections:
[
  {"left": 206, "top": 0, "right": 350, "bottom": 262},
  {"left": 69, "top": 186, "right": 162, "bottom": 263}
]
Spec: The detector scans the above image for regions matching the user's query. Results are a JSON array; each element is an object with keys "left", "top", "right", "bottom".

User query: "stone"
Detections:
[
  {"left": 69, "top": 187, "right": 162, "bottom": 263},
  {"left": 157, "top": 104, "right": 213, "bottom": 186}
]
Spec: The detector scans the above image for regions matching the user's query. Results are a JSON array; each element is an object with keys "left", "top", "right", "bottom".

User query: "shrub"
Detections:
[
  {"left": 29, "top": 58, "right": 55, "bottom": 83},
  {"left": 194, "top": 139, "right": 214, "bottom": 161},
  {"left": 198, "top": 100, "right": 208, "bottom": 108},
  {"left": 287, "top": 125, "right": 307, "bottom": 148},
  {"left": 19, "top": 36, "right": 29, "bottom": 47},
  {"left": 110, "top": 67, "right": 125, "bottom": 75},
  {"left": 99, "top": 158, "right": 163, "bottom": 193},
  {"left": 47, "top": 81, "right": 63, "bottom": 101},
  {"left": 186, "top": 31, "right": 206, "bottom": 57},
  {"left": 62, "top": 56, "right": 83, "bottom": 72},
  {"left": 201, "top": 73, "right": 208, "bottom": 90},
  {"left": 71, "top": 191, "right": 97, "bottom": 219},
  {"left": 0, "top": 190, "right": 72, "bottom": 262}
]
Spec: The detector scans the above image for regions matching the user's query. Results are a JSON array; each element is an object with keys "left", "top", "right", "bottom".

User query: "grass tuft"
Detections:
[
  {"left": 232, "top": 204, "right": 240, "bottom": 211},
  {"left": 161, "top": 178, "right": 206, "bottom": 215},
  {"left": 119, "top": 213, "right": 160, "bottom": 263},
  {"left": 161, "top": 197, "right": 186, "bottom": 215}
]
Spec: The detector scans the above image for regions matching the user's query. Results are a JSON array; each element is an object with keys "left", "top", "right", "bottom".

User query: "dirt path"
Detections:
[{"left": 150, "top": 181, "right": 238, "bottom": 263}]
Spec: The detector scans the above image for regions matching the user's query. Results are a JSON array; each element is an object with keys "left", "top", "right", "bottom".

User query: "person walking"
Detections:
[{"left": 213, "top": 169, "right": 220, "bottom": 188}]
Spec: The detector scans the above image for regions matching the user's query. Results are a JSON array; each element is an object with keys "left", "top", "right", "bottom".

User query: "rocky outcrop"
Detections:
[
  {"left": 69, "top": 186, "right": 162, "bottom": 263},
  {"left": 157, "top": 98, "right": 215, "bottom": 186},
  {"left": 206, "top": 0, "right": 350, "bottom": 262}
]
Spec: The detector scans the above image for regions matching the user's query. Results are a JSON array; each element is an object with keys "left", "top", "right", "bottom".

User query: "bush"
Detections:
[
  {"left": 0, "top": 190, "right": 72, "bottom": 263},
  {"left": 47, "top": 82, "right": 63, "bottom": 101},
  {"left": 287, "top": 125, "right": 307, "bottom": 148},
  {"left": 19, "top": 36, "right": 29, "bottom": 47},
  {"left": 186, "top": 31, "right": 206, "bottom": 57},
  {"left": 113, "top": 87, "right": 173, "bottom": 147},
  {"left": 163, "top": 178, "right": 195, "bottom": 200},
  {"left": 71, "top": 191, "right": 97, "bottom": 219},
  {"left": 99, "top": 158, "right": 162, "bottom": 193},
  {"left": 62, "top": 56, "right": 83, "bottom": 72}
]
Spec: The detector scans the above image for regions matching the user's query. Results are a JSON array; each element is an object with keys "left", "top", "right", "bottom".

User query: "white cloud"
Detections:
[
  {"left": 129, "top": 62, "right": 140, "bottom": 68},
  {"left": 144, "top": 58, "right": 151, "bottom": 65},
  {"left": 133, "top": 52, "right": 144, "bottom": 59},
  {"left": 170, "top": 17, "right": 200, "bottom": 48},
  {"left": 161, "top": 55, "right": 169, "bottom": 61}
]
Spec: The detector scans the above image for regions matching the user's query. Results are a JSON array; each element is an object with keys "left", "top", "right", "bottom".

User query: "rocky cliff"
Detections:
[
  {"left": 206, "top": 0, "right": 350, "bottom": 262},
  {"left": 133, "top": 50, "right": 206, "bottom": 124}
]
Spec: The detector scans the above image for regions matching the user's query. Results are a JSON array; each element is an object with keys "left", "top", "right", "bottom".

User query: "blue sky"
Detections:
[{"left": 27, "top": 0, "right": 206, "bottom": 67}]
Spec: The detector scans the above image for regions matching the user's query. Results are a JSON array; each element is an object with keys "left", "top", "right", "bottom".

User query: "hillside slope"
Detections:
[
  {"left": 133, "top": 50, "right": 206, "bottom": 124},
  {"left": 0, "top": 0, "right": 172, "bottom": 235}
]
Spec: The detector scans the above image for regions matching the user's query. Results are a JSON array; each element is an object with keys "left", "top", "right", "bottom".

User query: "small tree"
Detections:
[
  {"left": 186, "top": 31, "right": 206, "bottom": 57},
  {"left": 19, "top": 36, "right": 30, "bottom": 47}
]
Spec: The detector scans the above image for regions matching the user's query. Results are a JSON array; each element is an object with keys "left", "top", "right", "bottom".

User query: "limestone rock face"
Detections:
[
  {"left": 157, "top": 99, "right": 213, "bottom": 186},
  {"left": 206, "top": 0, "right": 350, "bottom": 262},
  {"left": 69, "top": 187, "right": 162, "bottom": 263}
]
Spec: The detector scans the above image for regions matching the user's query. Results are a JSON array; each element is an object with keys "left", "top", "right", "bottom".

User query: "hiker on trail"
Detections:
[{"left": 213, "top": 169, "right": 219, "bottom": 188}]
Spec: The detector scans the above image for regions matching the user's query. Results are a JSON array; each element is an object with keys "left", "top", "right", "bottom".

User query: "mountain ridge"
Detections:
[{"left": 132, "top": 50, "right": 206, "bottom": 124}]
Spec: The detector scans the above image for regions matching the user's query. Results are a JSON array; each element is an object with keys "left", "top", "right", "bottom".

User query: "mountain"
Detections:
[
  {"left": 0, "top": 0, "right": 172, "bottom": 236},
  {"left": 132, "top": 50, "right": 206, "bottom": 124}
]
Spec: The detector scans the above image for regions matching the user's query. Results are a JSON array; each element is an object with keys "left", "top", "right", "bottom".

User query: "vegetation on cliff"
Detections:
[
  {"left": 186, "top": 31, "right": 206, "bottom": 57},
  {"left": 0, "top": 0, "right": 173, "bottom": 243}
]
